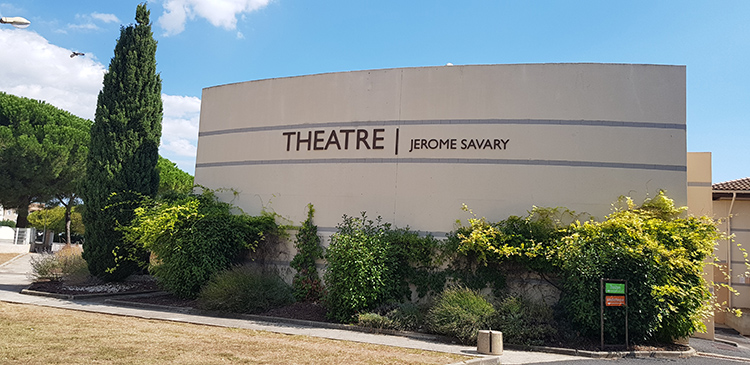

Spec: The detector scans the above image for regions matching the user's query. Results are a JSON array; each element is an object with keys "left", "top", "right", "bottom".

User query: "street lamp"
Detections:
[{"left": 0, "top": 16, "right": 31, "bottom": 29}]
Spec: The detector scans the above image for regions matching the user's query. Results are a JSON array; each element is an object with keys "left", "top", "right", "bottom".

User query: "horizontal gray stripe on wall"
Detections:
[
  {"left": 732, "top": 228, "right": 750, "bottom": 233},
  {"left": 196, "top": 158, "right": 687, "bottom": 172},
  {"left": 199, "top": 118, "right": 686, "bottom": 137},
  {"left": 687, "top": 182, "right": 713, "bottom": 187}
]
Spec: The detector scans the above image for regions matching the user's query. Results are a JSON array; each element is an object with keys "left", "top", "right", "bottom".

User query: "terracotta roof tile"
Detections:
[{"left": 713, "top": 177, "right": 750, "bottom": 191}]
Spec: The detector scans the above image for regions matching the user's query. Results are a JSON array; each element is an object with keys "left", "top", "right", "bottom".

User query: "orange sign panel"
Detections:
[{"left": 605, "top": 295, "right": 626, "bottom": 307}]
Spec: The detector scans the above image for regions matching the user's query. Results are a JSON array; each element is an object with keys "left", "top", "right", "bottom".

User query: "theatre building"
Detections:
[{"left": 194, "top": 63, "right": 742, "bottom": 338}]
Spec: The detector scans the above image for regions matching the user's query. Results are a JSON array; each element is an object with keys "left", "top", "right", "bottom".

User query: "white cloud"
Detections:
[
  {"left": 0, "top": 28, "right": 104, "bottom": 119},
  {"left": 68, "top": 23, "right": 100, "bottom": 31},
  {"left": 0, "top": 28, "right": 201, "bottom": 173},
  {"left": 0, "top": 3, "right": 24, "bottom": 15},
  {"left": 161, "top": 93, "right": 201, "bottom": 158},
  {"left": 91, "top": 12, "right": 120, "bottom": 23},
  {"left": 66, "top": 12, "right": 120, "bottom": 32},
  {"left": 158, "top": 0, "right": 270, "bottom": 36}
]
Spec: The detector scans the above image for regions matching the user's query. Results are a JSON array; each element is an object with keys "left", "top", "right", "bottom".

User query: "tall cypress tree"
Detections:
[{"left": 82, "top": 3, "right": 162, "bottom": 280}]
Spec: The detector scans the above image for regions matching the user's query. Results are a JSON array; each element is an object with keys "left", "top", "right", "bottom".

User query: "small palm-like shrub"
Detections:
[
  {"left": 357, "top": 313, "right": 397, "bottom": 330},
  {"left": 197, "top": 266, "right": 294, "bottom": 314},
  {"left": 357, "top": 302, "right": 427, "bottom": 332},
  {"left": 489, "top": 296, "right": 557, "bottom": 346},
  {"left": 386, "top": 302, "right": 426, "bottom": 332},
  {"left": 426, "top": 287, "right": 495, "bottom": 344}
]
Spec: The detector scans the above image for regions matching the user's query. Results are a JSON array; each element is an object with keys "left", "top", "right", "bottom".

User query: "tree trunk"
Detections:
[
  {"left": 15, "top": 198, "right": 31, "bottom": 228},
  {"left": 57, "top": 194, "right": 76, "bottom": 245},
  {"left": 64, "top": 203, "right": 72, "bottom": 244}
]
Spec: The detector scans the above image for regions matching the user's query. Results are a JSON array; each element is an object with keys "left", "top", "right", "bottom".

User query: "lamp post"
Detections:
[{"left": 0, "top": 16, "right": 31, "bottom": 28}]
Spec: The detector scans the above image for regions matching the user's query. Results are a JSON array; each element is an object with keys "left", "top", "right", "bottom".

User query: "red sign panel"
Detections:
[{"left": 605, "top": 295, "right": 626, "bottom": 307}]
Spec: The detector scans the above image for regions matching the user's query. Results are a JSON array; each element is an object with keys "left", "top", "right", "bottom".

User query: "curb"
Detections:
[
  {"left": 714, "top": 338, "right": 740, "bottom": 347},
  {"left": 505, "top": 344, "right": 696, "bottom": 359},
  {"left": 20, "top": 288, "right": 160, "bottom": 300},
  {"left": 697, "top": 351, "right": 750, "bottom": 363},
  {"left": 447, "top": 356, "right": 500, "bottom": 365}
]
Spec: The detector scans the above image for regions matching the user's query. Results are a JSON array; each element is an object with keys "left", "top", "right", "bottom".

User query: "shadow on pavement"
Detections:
[{"left": 0, "top": 284, "right": 27, "bottom": 293}]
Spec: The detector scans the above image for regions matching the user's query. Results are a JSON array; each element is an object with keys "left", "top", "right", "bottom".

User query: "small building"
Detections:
[
  {"left": 0, "top": 205, "right": 18, "bottom": 223},
  {"left": 712, "top": 177, "right": 750, "bottom": 329}
]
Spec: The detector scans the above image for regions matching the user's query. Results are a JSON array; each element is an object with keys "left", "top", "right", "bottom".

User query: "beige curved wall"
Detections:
[{"left": 195, "top": 63, "right": 686, "bottom": 234}]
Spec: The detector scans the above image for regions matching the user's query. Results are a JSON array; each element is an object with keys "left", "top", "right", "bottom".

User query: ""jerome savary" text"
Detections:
[{"left": 408, "top": 138, "right": 509, "bottom": 152}]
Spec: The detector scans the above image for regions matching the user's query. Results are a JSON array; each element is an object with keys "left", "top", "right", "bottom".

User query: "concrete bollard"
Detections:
[{"left": 477, "top": 330, "right": 503, "bottom": 355}]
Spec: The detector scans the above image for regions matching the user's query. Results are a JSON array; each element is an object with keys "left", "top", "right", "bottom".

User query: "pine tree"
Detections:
[
  {"left": 0, "top": 92, "right": 91, "bottom": 230},
  {"left": 81, "top": 4, "right": 162, "bottom": 280}
]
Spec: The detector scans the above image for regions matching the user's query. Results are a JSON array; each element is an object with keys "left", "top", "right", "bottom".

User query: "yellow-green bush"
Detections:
[
  {"left": 124, "top": 190, "right": 278, "bottom": 298},
  {"left": 451, "top": 192, "right": 721, "bottom": 344},
  {"left": 556, "top": 192, "right": 718, "bottom": 343}
]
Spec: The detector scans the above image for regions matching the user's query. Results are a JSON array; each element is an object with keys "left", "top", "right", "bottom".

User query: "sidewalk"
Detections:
[{"left": 0, "top": 253, "right": 591, "bottom": 364}]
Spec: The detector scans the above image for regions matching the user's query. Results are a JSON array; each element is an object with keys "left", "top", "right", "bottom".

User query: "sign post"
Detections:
[{"left": 600, "top": 278, "right": 628, "bottom": 349}]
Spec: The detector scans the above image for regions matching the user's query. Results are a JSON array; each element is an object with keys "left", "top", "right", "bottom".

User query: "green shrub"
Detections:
[
  {"left": 197, "top": 266, "right": 294, "bottom": 313},
  {"left": 0, "top": 219, "right": 15, "bottom": 228},
  {"left": 448, "top": 206, "right": 572, "bottom": 270},
  {"left": 555, "top": 192, "right": 718, "bottom": 343},
  {"left": 448, "top": 192, "right": 720, "bottom": 344},
  {"left": 444, "top": 206, "right": 574, "bottom": 295},
  {"left": 290, "top": 204, "right": 324, "bottom": 302},
  {"left": 323, "top": 214, "right": 392, "bottom": 322},
  {"left": 124, "top": 189, "right": 278, "bottom": 298},
  {"left": 385, "top": 228, "right": 446, "bottom": 299},
  {"left": 324, "top": 213, "right": 446, "bottom": 323},
  {"left": 489, "top": 296, "right": 557, "bottom": 346},
  {"left": 426, "top": 287, "right": 495, "bottom": 344}
]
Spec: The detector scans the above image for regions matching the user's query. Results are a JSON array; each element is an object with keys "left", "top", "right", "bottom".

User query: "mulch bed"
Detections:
[{"left": 27, "top": 276, "right": 160, "bottom": 296}]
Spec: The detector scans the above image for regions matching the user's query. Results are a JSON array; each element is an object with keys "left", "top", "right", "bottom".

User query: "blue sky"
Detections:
[{"left": 0, "top": 1, "right": 748, "bottom": 183}]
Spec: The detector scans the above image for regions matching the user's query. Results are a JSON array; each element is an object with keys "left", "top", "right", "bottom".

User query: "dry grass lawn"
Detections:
[
  {"left": 0, "top": 253, "right": 20, "bottom": 266},
  {"left": 0, "top": 302, "right": 471, "bottom": 364}
]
